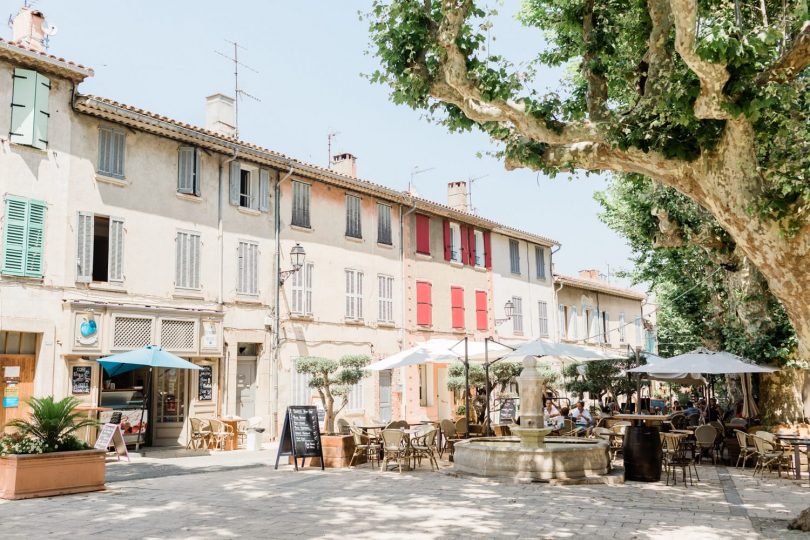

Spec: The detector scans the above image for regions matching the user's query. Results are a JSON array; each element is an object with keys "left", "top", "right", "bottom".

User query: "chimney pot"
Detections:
[
  {"left": 205, "top": 94, "right": 237, "bottom": 137},
  {"left": 578, "top": 269, "right": 603, "bottom": 281},
  {"left": 447, "top": 181, "right": 469, "bottom": 213},
  {"left": 11, "top": 7, "right": 47, "bottom": 53},
  {"left": 331, "top": 152, "right": 358, "bottom": 178}
]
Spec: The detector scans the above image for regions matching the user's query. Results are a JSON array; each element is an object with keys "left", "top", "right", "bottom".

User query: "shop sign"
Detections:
[
  {"left": 202, "top": 321, "right": 218, "bottom": 349},
  {"left": 3, "top": 385, "right": 19, "bottom": 408}
]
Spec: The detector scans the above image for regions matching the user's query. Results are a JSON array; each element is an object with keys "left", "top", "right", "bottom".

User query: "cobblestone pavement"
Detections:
[{"left": 0, "top": 450, "right": 808, "bottom": 539}]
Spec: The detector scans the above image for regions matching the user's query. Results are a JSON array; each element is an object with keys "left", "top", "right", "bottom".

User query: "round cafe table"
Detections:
[
  {"left": 219, "top": 417, "right": 244, "bottom": 451},
  {"left": 774, "top": 434, "right": 810, "bottom": 481}
]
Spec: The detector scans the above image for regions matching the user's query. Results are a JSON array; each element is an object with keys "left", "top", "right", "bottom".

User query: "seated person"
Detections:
[
  {"left": 544, "top": 400, "right": 563, "bottom": 427},
  {"left": 683, "top": 401, "right": 700, "bottom": 416},
  {"left": 671, "top": 400, "right": 683, "bottom": 412},
  {"left": 570, "top": 401, "right": 592, "bottom": 427}
]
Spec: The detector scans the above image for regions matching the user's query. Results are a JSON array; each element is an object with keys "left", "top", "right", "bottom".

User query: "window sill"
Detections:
[
  {"left": 449, "top": 260, "right": 463, "bottom": 268},
  {"left": 173, "top": 291, "right": 204, "bottom": 300},
  {"left": 176, "top": 192, "right": 202, "bottom": 203},
  {"left": 344, "top": 318, "right": 365, "bottom": 325},
  {"left": 376, "top": 242, "right": 394, "bottom": 249},
  {"left": 416, "top": 325, "right": 433, "bottom": 332},
  {"left": 451, "top": 328, "right": 466, "bottom": 334},
  {"left": 87, "top": 282, "right": 127, "bottom": 293},
  {"left": 96, "top": 174, "right": 128, "bottom": 187},
  {"left": 474, "top": 265, "right": 487, "bottom": 273},
  {"left": 289, "top": 314, "right": 314, "bottom": 321},
  {"left": 345, "top": 235, "right": 363, "bottom": 243},
  {"left": 290, "top": 224, "right": 313, "bottom": 233},
  {"left": 377, "top": 321, "right": 396, "bottom": 328},
  {"left": 234, "top": 296, "right": 262, "bottom": 305},
  {"left": 415, "top": 253, "right": 432, "bottom": 260},
  {"left": 237, "top": 206, "right": 261, "bottom": 216},
  {"left": 511, "top": 272, "right": 522, "bottom": 276}
]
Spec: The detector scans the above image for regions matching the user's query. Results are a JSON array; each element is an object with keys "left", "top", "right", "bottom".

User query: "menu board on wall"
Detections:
[
  {"left": 198, "top": 365, "right": 213, "bottom": 401},
  {"left": 71, "top": 366, "right": 92, "bottom": 395}
]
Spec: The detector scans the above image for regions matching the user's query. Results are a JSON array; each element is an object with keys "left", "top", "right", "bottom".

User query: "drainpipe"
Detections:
[
  {"left": 272, "top": 166, "right": 295, "bottom": 438},
  {"left": 399, "top": 197, "right": 418, "bottom": 420},
  {"left": 218, "top": 150, "right": 238, "bottom": 415}
]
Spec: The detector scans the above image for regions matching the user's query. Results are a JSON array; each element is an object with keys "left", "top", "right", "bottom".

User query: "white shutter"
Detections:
[
  {"left": 259, "top": 168, "right": 270, "bottom": 212},
  {"left": 229, "top": 161, "right": 241, "bottom": 205},
  {"left": 559, "top": 305, "right": 566, "bottom": 339},
  {"left": 32, "top": 72, "right": 50, "bottom": 150},
  {"left": 305, "top": 263, "right": 313, "bottom": 314},
  {"left": 193, "top": 148, "right": 202, "bottom": 197},
  {"left": 345, "top": 270, "right": 353, "bottom": 318},
  {"left": 191, "top": 234, "right": 201, "bottom": 289},
  {"left": 108, "top": 218, "right": 124, "bottom": 282},
  {"left": 9, "top": 68, "right": 36, "bottom": 147},
  {"left": 76, "top": 212, "right": 94, "bottom": 282},
  {"left": 569, "top": 306, "right": 578, "bottom": 340},
  {"left": 178, "top": 147, "right": 194, "bottom": 194},
  {"left": 357, "top": 271, "right": 363, "bottom": 320}
]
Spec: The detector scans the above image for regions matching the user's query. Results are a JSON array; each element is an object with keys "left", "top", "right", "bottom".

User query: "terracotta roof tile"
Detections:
[
  {"left": 554, "top": 273, "right": 646, "bottom": 300},
  {"left": 0, "top": 36, "right": 93, "bottom": 78}
]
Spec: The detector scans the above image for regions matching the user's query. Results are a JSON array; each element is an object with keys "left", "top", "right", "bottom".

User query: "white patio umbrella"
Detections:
[
  {"left": 636, "top": 352, "right": 708, "bottom": 386},
  {"left": 500, "top": 339, "right": 627, "bottom": 362},
  {"left": 625, "top": 348, "right": 777, "bottom": 375},
  {"left": 364, "top": 338, "right": 509, "bottom": 371}
]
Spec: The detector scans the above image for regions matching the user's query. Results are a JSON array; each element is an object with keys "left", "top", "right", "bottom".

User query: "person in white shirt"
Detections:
[
  {"left": 544, "top": 400, "right": 563, "bottom": 427},
  {"left": 570, "top": 401, "right": 593, "bottom": 427}
]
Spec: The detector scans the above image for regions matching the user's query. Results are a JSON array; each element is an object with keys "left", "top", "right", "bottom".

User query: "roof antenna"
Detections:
[
  {"left": 467, "top": 174, "right": 488, "bottom": 214},
  {"left": 215, "top": 40, "right": 260, "bottom": 138},
  {"left": 327, "top": 131, "right": 340, "bottom": 168},
  {"left": 409, "top": 166, "right": 435, "bottom": 196}
]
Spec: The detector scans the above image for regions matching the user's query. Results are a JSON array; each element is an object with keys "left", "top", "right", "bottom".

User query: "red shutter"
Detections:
[
  {"left": 483, "top": 231, "right": 492, "bottom": 269},
  {"left": 468, "top": 228, "right": 477, "bottom": 266},
  {"left": 475, "top": 290, "right": 488, "bottom": 330},
  {"left": 460, "top": 225, "right": 470, "bottom": 265},
  {"left": 451, "top": 286, "right": 465, "bottom": 329},
  {"left": 416, "top": 214, "right": 430, "bottom": 255},
  {"left": 416, "top": 281, "right": 432, "bottom": 326},
  {"left": 443, "top": 219, "right": 451, "bottom": 261}
]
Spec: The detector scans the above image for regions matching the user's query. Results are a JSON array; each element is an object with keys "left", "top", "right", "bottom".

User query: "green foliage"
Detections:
[
  {"left": 563, "top": 357, "right": 642, "bottom": 402},
  {"left": 0, "top": 396, "right": 95, "bottom": 455},
  {"left": 446, "top": 360, "right": 558, "bottom": 393},
  {"left": 295, "top": 355, "right": 370, "bottom": 433}
]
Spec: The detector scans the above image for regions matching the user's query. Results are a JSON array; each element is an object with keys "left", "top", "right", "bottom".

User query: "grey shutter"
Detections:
[
  {"left": 191, "top": 234, "right": 201, "bottom": 289},
  {"left": 193, "top": 148, "right": 202, "bottom": 197},
  {"left": 259, "top": 168, "right": 270, "bottom": 212},
  {"left": 305, "top": 263, "right": 313, "bottom": 314},
  {"left": 9, "top": 68, "right": 36, "bottom": 147},
  {"left": 229, "top": 161, "right": 241, "bottom": 205},
  {"left": 76, "top": 212, "right": 94, "bottom": 282},
  {"left": 108, "top": 218, "right": 124, "bottom": 282},
  {"left": 237, "top": 242, "right": 245, "bottom": 293},
  {"left": 178, "top": 147, "right": 194, "bottom": 194},
  {"left": 536, "top": 246, "right": 546, "bottom": 279},
  {"left": 357, "top": 271, "right": 364, "bottom": 319},
  {"left": 32, "top": 73, "right": 50, "bottom": 150}
]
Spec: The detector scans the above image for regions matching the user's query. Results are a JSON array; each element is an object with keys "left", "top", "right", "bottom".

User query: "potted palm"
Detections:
[
  {"left": 294, "top": 355, "right": 369, "bottom": 467},
  {"left": 0, "top": 396, "right": 106, "bottom": 499}
]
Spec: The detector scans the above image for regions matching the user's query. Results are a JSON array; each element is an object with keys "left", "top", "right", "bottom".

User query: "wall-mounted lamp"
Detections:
[
  {"left": 278, "top": 243, "right": 306, "bottom": 286},
  {"left": 494, "top": 299, "right": 515, "bottom": 326}
]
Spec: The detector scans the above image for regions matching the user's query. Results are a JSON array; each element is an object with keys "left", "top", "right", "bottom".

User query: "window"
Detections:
[
  {"left": 635, "top": 317, "right": 642, "bottom": 345},
  {"left": 619, "top": 312, "right": 626, "bottom": 342},
  {"left": 416, "top": 281, "right": 432, "bottom": 326},
  {"left": 76, "top": 213, "right": 124, "bottom": 283},
  {"left": 175, "top": 231, "right": 201, "bottom": 289},
  {"left": 237, "top": 241, "right": 259, "bottom": 295},
  {"left": 451, "top": 286, "right": 465, "bottom": 329},
  {"left": 415, "top": 214, "right": 430, "bottom": 255},
  {"left": 291, "top": 262, "right": 314, "bottom": 315},
  {"left": 601, "top": 311, "right": 609, "bottom": 343},
  {"left": 291, "top": 367, "right": 313, "bottom": 405},
  {"left": 418, "top": 364, "right": 433, "bottom": 406},
  {"left": 587, "top": 309, "right": 600, "bottom": 343},
  {"left": 348, "top": 380, "right": 363, "bottom": 411},
  {"left": 474, "top": 230, "right": 485, "bottom": 267},
  {"left": 9, "top": 68, "right": 49, "bottom": 150},
  {"left": 229, "top": 162, "right": 270, "bottom": 212},
  {"left": 377, "top": 203, "right": 392, "bottom": 245},
  {"left": 538, "top": 301, "right": 549, "bottom": 337},
  {"left": 475, "top": 290, "right": 488, "bottom": 331},
  {"left": 345, "top": 269, "right": 363, "bottom": 319},
  {"left": 568, "top": 305, "right": 578, "bottom": 340},
  {"left": 346, "top": 195, "right": 362, "bottom": 238},
  {"left": 2, "top": 196, "right": 46, "bottom": 278},
  {"left": 98, "top": 127, "right": 126, "bottom": 178},
  {"left": 449, "top": 223, "right": 462, "bottom": 263},
  {"left": 177, "top": 146, "right": 201, "bottom": 196},
  {"left": 509, "top": 239, "right": 520, "bottom": 274},
  {"left": 378, "top": 274, "right": 394, "bottom": 323},
  {"left": 535, "top": 246, "right": 546, "bottom": 279},
  {"left": 559, "top": 305, "right": 566, "bottom": 339},
  {"left": 511, "top": 296, "right": 524, "bottom": 334},
  {"left": 291, "top": 181, "right": 311, "bottom": 228}
]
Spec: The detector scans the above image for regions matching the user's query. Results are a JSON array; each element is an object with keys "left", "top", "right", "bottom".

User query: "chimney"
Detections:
[
  {"left": 11, "top": 7, "right": 48, "bottom": 53},
  {"left": 578, "top": 269, "right": 603, "bottom": 281},
  {"left": 447, "top": 181, "right": 469, "bottom": 213},
  {"left": 331, "top": 152, "right": 357, "bottom": 178},
  {"left": 205, "top": 94, "right": 237, "bottom": 137}
]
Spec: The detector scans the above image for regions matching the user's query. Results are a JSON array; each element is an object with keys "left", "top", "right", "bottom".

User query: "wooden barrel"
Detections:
[{"left": 623, "top": 425, "right": 662, "bottom": 482}]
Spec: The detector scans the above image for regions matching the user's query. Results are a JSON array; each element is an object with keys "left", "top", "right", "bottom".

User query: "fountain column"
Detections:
[{"left": 511, "top": 356, "right": 552, "bottom": 448}]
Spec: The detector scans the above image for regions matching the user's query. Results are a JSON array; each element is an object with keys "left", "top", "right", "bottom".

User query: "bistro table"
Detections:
[
  {"left": 775, "top": 434, "right": 810, "bottom": 481},
  {"left": 612, "top": 414, "right": 671, "bottom": 482},
  {"left": 611, "top": 414, "right": 672, "bottom": 427},
  {"left": 219, "top": 416, "right": 244, "bottom": 451}
]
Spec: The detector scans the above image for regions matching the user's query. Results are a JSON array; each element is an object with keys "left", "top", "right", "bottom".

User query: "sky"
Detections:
[{"left": 13, "top": 1, "right": 639, "bottom": 289}]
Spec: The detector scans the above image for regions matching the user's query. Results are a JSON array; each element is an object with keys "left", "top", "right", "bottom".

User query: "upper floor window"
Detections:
[
  {"left": 178, "top": 146, "right": 201, "bottom": 196},
  {"left": 601, "top": 311, "right": 609, "bottom": 343},
  {"left": 474, "top": 230, "right": 485, "bottom": 267},
  {"left": 291, "top": 181, "right": 311, "bottom": 228},
  {"left": 511, "top": 296, "right": 524, "bottom": 334},
  {"left": 76, "top": 213, "right": 124, "bottom": 283},
  {"left": 9, "top": 68, "right": 49, "bottom": 150},
  {"left": 346, "top": 195, "right": 362, "bottom": 239},
  {"left": 451, "top": 286, "right": 465, "bottom": 329},
  {"left": 535, "top": 246, "right": 546, "bottom": 279},
  {"left": 98, "top": 127, "right": 126, "bottom": 179},
  {"left": 236, "top": 240, "right": 259, "bottom": 296},
  {"left": 475, "top": 290, "right": 488, "bottom": 331},
  {"left": 635, "top": 317, "right": 643, "bottom": 344},
  {"left": 229, "top": 161, "right": 270, "bottom": 212},
  {"left": 378, "top": 274, "right": 394, "bottom": 323},
  {"left": 568, "top": 305, "right": 578, "bottom": 340},
  {"left": 291, "top": 262, "right": 314, "bottom": 315},
  {"left": 415, "top": 214, "right": 430, "bottom": 255},
  {"left": 509, "top": 239, "right": 520, "bottom": 274},
  {"left": 538, "top": 301, "right": 549, "bottom": 337},
  {"left": 619, "top": 312, "right": 626, "bottom": 342},
  {"left": 449, "top": 223, "right": 462, "bottom": 263},
  {"left": 416, "top": 281, "right": 432, "bottom": 326},
  {"left": 2, "top": 196, "right": 46, "bottom": 278},
  {"left": 345, "top": 268, "right": 364, "bottom": 319},
  {"left": 377, "top": 203, "right": 392, "bottom": 245},
  {"left": 175, "top": 230, "right": 201, "bottom": 290}
]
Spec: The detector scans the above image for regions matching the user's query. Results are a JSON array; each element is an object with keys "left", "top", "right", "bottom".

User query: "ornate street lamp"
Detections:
[
  {"left": 495, "top": 299, "right": 515, "bottom": 326},
  {"left": 278, "top": 243, "right": 306, "bottom": 285}
]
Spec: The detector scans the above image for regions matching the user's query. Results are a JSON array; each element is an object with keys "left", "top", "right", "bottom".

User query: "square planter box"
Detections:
[
  {"left": 289, "top": 434, "right": 359, "bottom": 468},
  {"left": 0, "top": 449, "right": 106, "bottom": 500}
]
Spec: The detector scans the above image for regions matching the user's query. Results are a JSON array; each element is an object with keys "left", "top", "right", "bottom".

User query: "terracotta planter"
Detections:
[
  {"left": 0, "top": 449, "right": 106, "bottom": 500},
  {"left": 290, "top": 434, "right": 358, "bottom": 468}
]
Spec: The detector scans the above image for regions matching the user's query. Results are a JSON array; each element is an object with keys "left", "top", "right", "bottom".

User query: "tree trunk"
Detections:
[{"left": 759, "top": 369, "right": 807, "bottom": 424}]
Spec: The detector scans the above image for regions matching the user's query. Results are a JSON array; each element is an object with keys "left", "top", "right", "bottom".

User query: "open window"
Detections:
[{"left": 77, "top": 213, "right": 124, "bottom": 283}]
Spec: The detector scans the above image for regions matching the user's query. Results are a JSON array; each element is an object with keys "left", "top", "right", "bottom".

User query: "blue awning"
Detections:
[{"left": 98, "top": 345, "right": 202, "bottom": 377}]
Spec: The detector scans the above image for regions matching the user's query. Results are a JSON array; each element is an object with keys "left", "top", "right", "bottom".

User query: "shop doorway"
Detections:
[
  {"left": 236, "top": 344, "right": 258, "bottom": 419},
  {"left": 99, "top": 366, "right": 148, "bottom": 445},
  {"left": 153, "top": 367, "right": 189, "bottom": 446},
  {"left": 437, "top": 367, "right": 452, "bottom": 420},
  {"left": 378, "top": 370, "right": 392, "bottom": 423}
]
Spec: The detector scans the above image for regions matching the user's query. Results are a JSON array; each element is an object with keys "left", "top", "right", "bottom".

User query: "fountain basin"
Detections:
[{"left": 453, "top": 437, "right": 611, "bottom": 482}]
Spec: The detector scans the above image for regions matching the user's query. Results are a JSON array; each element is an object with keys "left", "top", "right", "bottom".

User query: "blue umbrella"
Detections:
[{"left": 98, "top": 345, "right": 202, "bottom": 376}]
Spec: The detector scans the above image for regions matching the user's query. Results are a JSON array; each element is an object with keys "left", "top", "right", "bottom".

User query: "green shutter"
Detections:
[
  {"left": 24, "top": 200, "right": 46, "bottom": 276},
  {"left": 32, "top": 73, "right": 50, "bottom": 150},
  {"left": 9, "top": 68, "right": 37, "bottom": 147},
  {"left": 2, "top": 197, "right": 28, "bottom": 276}
]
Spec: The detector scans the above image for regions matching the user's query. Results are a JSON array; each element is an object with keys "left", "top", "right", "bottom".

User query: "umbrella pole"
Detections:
[
  {"left": 484, "top": 338, "right": 490, "bottom": 436},
  {"left": 464, "top": 337, "right": 470, "bottom": 438},
  {"left": 136, "top": 367, "right": 152, "bottom": 451}
]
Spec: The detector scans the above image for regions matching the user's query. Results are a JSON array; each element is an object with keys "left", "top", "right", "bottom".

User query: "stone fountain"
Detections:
[{"left": 452, "top": 356, "right": 611, "bottom": 482}]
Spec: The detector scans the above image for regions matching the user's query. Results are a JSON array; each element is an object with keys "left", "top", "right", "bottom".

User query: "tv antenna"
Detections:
[
  {"left": 408, "top": 166, "right": 435, "bottom": 195},
  {"left": 327, "top": 131, "right": 340, "bottom": 167},
  {"left": 215, "top": 39, "right": 260, "bottom": 138},
  {"left": 467, "top": 174, "right": 488, "bottom": 214}
]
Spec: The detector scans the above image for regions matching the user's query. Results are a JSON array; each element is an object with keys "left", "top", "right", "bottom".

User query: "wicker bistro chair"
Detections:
[
  {"left": 207, "top": 419, "right": 234, "bottom": 451},
  {"left": 385, "top": 420, "right": 409, "bottom": 430},
  {"left": 440, "top": 419, "right": 463, "bottom": 459},
  {"left": 187, "top": 417, "right": 211, "bottom": 450},
  {"left": 670, "top": 413, "right": 687, "bottom": 430},
  {"left": 752, "top": 434, "right": 793, "bottom": 478},
  {"left": 686, "top": 413, "right": 701, "bottom": 427},
  {"left": 380, "top": 429, "right": 408, "bottom": 473},
  {"left": 455, "top": 417, "right": 469, "bottom": 437},
  {"left": 410, "top": 428, "right": 440, "bottom": 471},
  {"left": 735, "top": 429, "right": 756, "bottom": 468},
  {"left": 349, "top": 426, "right": 380, "bottom": 468},
  {"left": 694, "top": 425, "right": 718, "bottom": 464},
  {"left": 663, "top": 433, "right": 700, "bottom": 487},
  {"left": 336, "top": 418, "right": 351, "bottom": 435}
]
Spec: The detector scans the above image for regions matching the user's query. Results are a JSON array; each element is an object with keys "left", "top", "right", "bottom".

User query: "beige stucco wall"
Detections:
[{"left": 556, "top": 284, "right": 646, "bottom": 351}]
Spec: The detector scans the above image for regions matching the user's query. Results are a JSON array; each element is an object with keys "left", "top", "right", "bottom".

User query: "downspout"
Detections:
[
  {"left": 551, "top": 245, "right": 563, "bottom": 343},
  {"left": 219, "top": 150, "right": 238, "bottom": 415},
  {"left": 399, "top": 197, "right": 418, "bottom": 420},
  {"left": 272, "top": 166, "right": 295, "bottom": 438}
]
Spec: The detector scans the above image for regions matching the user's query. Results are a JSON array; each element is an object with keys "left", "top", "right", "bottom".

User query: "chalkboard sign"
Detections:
[
  {"left": 198, "top": 365, "right": 213, "bottom": 401},
  {"left": 94, "top": 423, "right": 129, "bottom": 461},
  {"left": 71, "top": 366, "right": 92, "bottom": 395},
  {"left": 499, "top": 398, "right": 517, "bottom": 424},
  {"left": 274, "top": 406, "right": 324, "bottom": 471}
]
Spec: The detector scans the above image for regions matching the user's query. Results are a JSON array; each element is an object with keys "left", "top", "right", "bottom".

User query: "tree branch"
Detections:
[
  {"left": 644, "top": 0, "right": 673, "bottom": 95},
  {"left": 670, "top": 0, "right": 731, "bottom": 119},
  {"left": 582, "top": 0, "right": 609, "bottom": 121},
  {"left": 759, "top": 21, "right": 810, "bottom": 83}
]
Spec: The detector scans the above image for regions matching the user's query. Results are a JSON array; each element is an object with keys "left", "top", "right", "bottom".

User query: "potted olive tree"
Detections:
[
  {"left": 0, "top": 396, "right": 106, "bottom": 499},
  {"left": 295, "top": 354, "right": 369, "bottom": 467}
]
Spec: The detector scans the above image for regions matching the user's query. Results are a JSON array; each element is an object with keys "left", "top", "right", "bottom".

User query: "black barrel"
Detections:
[{"left": 623, "top": 425, "right": 662, "bottom": 482}]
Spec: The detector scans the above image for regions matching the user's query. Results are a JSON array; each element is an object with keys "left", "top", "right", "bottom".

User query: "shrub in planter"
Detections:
[
  {"left": 0, "top": 396, "right": 96, "bottom": 455},
  {"left": 295, "top": 355, "right": 370, "bottom": 435}
]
